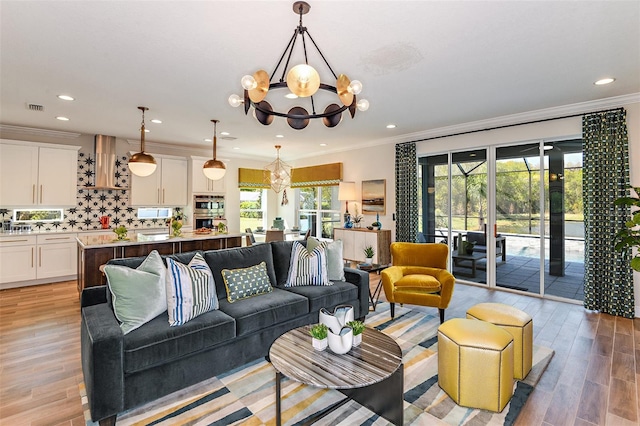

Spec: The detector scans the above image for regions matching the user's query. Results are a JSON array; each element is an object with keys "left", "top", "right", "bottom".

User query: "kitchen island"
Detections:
[{"left": 76, "top": 231, "right": 243, "bottom": 294}]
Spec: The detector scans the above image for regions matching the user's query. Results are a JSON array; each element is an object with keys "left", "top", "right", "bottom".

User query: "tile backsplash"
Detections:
[{"left": 0, "top": 147, "right": 173, "bottom": 232}]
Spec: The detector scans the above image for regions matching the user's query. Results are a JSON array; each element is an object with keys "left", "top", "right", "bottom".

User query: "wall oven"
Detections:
[{"left": 193, "top": 195, "right": 226, "bottom": 229}]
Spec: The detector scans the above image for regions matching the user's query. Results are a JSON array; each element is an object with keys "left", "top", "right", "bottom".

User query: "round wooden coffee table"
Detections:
[{"left": 269, "top": 325, "right": 403, "bottom": 425}]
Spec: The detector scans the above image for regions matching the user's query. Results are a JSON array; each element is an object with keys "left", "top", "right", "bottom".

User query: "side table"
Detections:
[{"left": 357, "top": 263, "right": 390, "bottom": 311}]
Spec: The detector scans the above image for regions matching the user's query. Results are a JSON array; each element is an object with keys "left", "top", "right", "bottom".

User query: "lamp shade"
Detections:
[
  {"left": 128, "top": 154, "right": 157, "bottom": 177},
  {"left": 203, "top": 159, "right": 226, "bottom": 180},
  {"left": 338, "top": 181, "right": 356, "bottom": 201}
]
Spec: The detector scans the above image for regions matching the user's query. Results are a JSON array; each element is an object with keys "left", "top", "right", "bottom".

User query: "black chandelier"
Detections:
[{"left": 228, "top": 1, "right": 369, "bottom": 130}]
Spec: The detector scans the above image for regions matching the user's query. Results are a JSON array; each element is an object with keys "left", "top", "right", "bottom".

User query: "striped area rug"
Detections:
[{"left": 82, "top": 302, "right": 554, "bottom": 426}]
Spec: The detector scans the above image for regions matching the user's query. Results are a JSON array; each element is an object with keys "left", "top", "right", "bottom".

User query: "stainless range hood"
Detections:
[{"left": 85, "top": 135, "right": 129, "bottom": 190}]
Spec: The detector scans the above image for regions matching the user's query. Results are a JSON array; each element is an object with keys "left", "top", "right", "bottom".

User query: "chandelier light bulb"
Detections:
[
  {"left": 228, "top": 93, "right": 243, "bottom": 108},
  {"left": 356, "top": 99, "right": 370, "bottom": 111},
  {"left": 241, "top": 75, "right": 257, "bottom": 90},
  {"left": 348, "top": 80, "right": 362, "bottom": 95}
]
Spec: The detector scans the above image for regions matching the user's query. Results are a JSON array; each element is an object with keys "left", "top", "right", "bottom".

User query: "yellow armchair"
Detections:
[{"left": 381, "top": 242, "right": 455, "bottom": 323}]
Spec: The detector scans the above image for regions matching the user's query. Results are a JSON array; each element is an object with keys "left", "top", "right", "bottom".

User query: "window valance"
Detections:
[
  {"left": 237, "top": 168, "right": 270, "bottom": 189},
  {"left": 290, "top": 162, "right": 343, "bottom": 188}
]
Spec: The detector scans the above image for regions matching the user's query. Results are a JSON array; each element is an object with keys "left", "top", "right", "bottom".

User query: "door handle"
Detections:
[
  {"left": 31, "top": 247, "right": 34, "bottom": 268},
  {"left": 40, "top": 185, "right": 43, "bottom": 203},
  {"left": 163, "top": 188, "right": 165, "bottom": 204},
  {"left": 33, "top": 184, "right": 36, "bottom": 204},
  {"left": 39, "top": 246, "right": 42, "bottom": 267}
]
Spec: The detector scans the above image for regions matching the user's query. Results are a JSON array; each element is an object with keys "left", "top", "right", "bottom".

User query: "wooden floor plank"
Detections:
[{"left": 0, "top": 279, "right": 637, "bottom": 426}]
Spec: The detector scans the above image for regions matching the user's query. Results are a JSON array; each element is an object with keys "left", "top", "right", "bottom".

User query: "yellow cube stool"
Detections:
[
  {"left": 466, "top": 302, "right": 533, "bottom": 380},
  {"left": 438, "top": 318, "right": 514, "bottom": 412}
]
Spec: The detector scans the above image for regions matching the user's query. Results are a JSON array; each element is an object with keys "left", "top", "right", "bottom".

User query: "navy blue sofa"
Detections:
[{"left": 80, "top": 240, "right": 369, "bottom": 424}]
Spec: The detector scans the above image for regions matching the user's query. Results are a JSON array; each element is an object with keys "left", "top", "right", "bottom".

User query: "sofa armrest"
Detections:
[
  {"left": 81, "top": 285, "right": 108, "bottom": 308},
  {"left": 81, "top": 303, "right": 124, "bottom": 422},
  {"left": 344, "top": 267, "right": 369, "bottom": 319}
]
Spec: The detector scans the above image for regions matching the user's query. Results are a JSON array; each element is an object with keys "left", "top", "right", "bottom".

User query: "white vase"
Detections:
[
  {"left": 319, "top": 305, "right": 354, "bottom": 334},
  {"left": 312, "top": 337, "right": 327, "bottom": 351},
  {"left": 327, "top": 326, "right": 353, "bottom": 354},
  {"left": 365, "top": 257, "right": 373, "bottom": 265},
  {"left": 353, "top": 333, "right": 362, "bottom": 347}
]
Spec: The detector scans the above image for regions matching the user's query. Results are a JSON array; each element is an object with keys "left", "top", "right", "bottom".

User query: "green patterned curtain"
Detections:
[
  {"left": 395, "top": 142, "right": 418, "bottom": 242},
  {"left": 583, "top": 108, "right": 634, "bottom": 318}
]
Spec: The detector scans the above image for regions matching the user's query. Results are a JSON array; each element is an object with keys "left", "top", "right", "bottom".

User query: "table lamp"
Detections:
[{"left": 338, "top": 181, "right": 356, "bottom": 228}]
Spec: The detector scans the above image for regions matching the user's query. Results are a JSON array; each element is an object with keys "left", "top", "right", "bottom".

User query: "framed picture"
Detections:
[{"left": 362, "top": 179, "right": 386, "bottom": 215}]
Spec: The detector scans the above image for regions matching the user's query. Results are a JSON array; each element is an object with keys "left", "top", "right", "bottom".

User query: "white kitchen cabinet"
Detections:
[
  {"left": 333, "top": 228, "right": 391, "bottom": 265},
  {"left": 0, "top": 233, "right": 78, "bottom": 287},
  {"left": 190, "top": 157, "right": 226, "bottom": 194},
  {"left": 130, "top": 156, "right": 188, "bottom": 206},
  {"left": 0, "top": 236, "right": 37, "bottom": 283},
  {"left": 0, "top": 141, "right": 79, "bottom": 207},
  {"left": 36, "top": 234, "right": 77, "bottom": 279}
]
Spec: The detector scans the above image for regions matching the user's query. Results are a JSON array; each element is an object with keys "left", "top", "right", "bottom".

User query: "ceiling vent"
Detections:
[
  {"left": 26, "top": 103, "right": 44, "bottom": 112},
  {"left": 220, "top": 136, "right": 237, "bottom": 140}
]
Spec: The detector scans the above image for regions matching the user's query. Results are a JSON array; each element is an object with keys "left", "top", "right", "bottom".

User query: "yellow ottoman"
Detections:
[
  {"left": 466, "top": 302, "right": 533, "bottom": 380},
  {"left": 438, "top": 318, "right": 514, "bottom": 412}
]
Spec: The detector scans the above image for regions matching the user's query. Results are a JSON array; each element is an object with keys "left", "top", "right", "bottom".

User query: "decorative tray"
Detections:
[
  {"left": 194, "top": 228, "right": 212, "bottom": 235},
  {"left": 357, "top": 263, "right": 373, "bottom": 270}
]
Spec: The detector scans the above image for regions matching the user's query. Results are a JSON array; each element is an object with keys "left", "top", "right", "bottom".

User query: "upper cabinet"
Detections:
[
  {"left": 190, "top": 157, "right": 226, "bottom": 194},
  {"left": 0, "top": 140, "right": 79, "bottom": 208},
  {"left": 130, "top": 155, "right": 188, "bottom": 206}
]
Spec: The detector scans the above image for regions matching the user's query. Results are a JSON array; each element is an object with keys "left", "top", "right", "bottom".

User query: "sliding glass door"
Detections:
[{"left": 420, "top": 140, "right": 584, "bottom": 302}]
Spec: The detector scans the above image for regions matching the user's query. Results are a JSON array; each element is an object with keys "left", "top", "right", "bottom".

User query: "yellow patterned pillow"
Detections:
[{"left": 221, "top": 261, "right": 273, "bottom": 303}]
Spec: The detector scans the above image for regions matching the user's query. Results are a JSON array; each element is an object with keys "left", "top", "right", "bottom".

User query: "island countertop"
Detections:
[{"left": 76, "top": 231, "right": 244, "bottom": 249}]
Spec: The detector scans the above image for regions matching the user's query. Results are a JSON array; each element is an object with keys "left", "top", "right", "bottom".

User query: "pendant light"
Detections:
[
  {"left": 128, "top": 106, "right": 157, "bottom": 177},
  {"left": 203, "top": 119, "right": 226, "bottom": 180}
]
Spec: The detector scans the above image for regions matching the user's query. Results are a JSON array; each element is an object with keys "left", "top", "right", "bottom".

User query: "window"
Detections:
[
  {"left": 240, "top": 188, "right": 265, "bottom": 231},
  {"left": 13, "top": 209, "right": 64, "bottom": 222},
  {"left": 137, "top": 208, "right": 172, "bottom": 219},
  {"left": 298, "top": 185, "right": 340, "bottom": 239}
]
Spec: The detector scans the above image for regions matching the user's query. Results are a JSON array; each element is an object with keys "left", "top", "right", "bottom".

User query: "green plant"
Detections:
[
  {"left": 309, "top": 323, "right": 328, "bottom": 340},
  {"left": 113, "top": 225, "right": 128, "bottom": 239},
  {"left": 363, "top": 245, "right": 375, "bottom": 258},
  {"left": 346, "top": 320, "right": 365, "bottom": 336},
  {"left": 614, "top": 186, "right": 640, "bottom": 272}
]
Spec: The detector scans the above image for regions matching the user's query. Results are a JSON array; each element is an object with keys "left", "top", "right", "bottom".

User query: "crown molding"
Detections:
[
  {"left": 0, "top": 124, "right": 81, "bottom": 139},
  {"left": 396, "top": 93, "right": 640, "bottom": 143}
]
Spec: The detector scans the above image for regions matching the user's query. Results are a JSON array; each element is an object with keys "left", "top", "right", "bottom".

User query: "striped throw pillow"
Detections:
[
  {"left": 285, "top": 241, "right": 331, "bottom": 287},
  {"left": 166, "top": 253, "right": 218, "bottom": 326}
]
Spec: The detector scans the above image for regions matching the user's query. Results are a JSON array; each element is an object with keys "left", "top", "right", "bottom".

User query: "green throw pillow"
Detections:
[
  {"left": 307, "top": 236, "right": 345, "bottom": 281},
  {"left": 104, "top": 250, "right": 167, "bottom": 335},
  {"left": 222, "top": 261, "right": 273, "bottom": 303}
]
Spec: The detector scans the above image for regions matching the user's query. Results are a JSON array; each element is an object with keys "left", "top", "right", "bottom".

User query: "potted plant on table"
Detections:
[
  {"left": 347, "top": 320, "right": 365, "bottom": 346},
  {"left": 309, "top": 323, "right": 328, "bottom": 351},
  {"left": 113, "top": 225, "right": 128, "bottom": 241},
  {"left": 363, "top": 245, "right": 375, "bottom": 264}
]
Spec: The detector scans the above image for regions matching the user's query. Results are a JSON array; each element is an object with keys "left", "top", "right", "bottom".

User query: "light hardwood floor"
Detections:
[{"left": 0, "top": 278, "right": 638, "bottom": 426}]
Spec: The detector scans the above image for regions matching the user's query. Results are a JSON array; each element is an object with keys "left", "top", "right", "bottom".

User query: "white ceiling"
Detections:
[{"left": 1, "top": 1, "right": 639, "bottom": 161}]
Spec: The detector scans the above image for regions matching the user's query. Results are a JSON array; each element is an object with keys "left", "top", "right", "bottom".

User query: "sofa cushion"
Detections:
[
  {"left": 308, "top": 237, "right": 345, "bottom": 281},
  {"left": 218, "top": 288, "right": 308, "bottom": 336},
  {"left": 270, "top": 240, "right": 297, "bottom": 286},
  {"left": 104, "top": 250, "right": 167, "bottom": 335},
  {"left": 221, "top": 261, "right": 273, "bottom": 302},
  {"left": 286, "top": 241, "right": 330, "bottom": 287},
  {"left": 283, "top": 280, "right": 358, "bottom": 313},
  {"left": 166, "top": 253, "right": 219, "bottom": 326},
  {"left": 204, "top": 243, "right": 277, "bottom": 300},
  {"left": 123, "top": 309, "right": 236, "bottom": 374}
]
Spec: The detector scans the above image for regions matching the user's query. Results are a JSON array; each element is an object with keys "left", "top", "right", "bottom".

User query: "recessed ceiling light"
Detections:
[
  {"left": 144, "top": 129, "right": 150, "bottom": 133},
  {"left": 204, "top": 138, "right": 212, "bottom": 142},
  {"left": 56, "top": 116, "right": 69, "bottom": 121},
  {"left": 57, "top": 95, "right": 74, "bottom": 101},
  {"left": 233, "top": 147, "right": 240, "bottom": 150},
  {"left": 386, "top": 124, "right": 396, "bottom": 129},
  {"left": 543, "top": 145, "right": 553, "bottom": 151},
  {"left": 150, "top": 119, "right": 162, "bottom": 124},
  {"left": 221, "top": 131, "right": 230, "bottom": 136},
  {"left": 594, "top": 78, "right": 615, "bottom": 85},
  {"left": 320, "top": 143, "right": 327, "bottom": 146},
  {"left": 285, "top": 93, "right": 298, "bottom": 99},
  {"left": 276, "top": 134, "right": 284, "bottom": 138}
]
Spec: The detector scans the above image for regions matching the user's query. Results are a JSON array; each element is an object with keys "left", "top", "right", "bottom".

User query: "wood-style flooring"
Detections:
[{"left": 0, "top": 278, "right": 638, "bottom": 426}]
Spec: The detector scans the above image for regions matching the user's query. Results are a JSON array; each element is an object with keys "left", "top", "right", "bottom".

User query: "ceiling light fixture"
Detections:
[
  {"left": 203, "top": 119, "right": 226, "bottom": 181},
  {"left": 57, "top": 95, "right": 74, "bottom": 101},
  {"left": 264, "top": 145, "right": 292, "bottom": 193},
  {"left": 228, "top": 1, "right": 369, "bottom": 130},
  {"left": 594, "top": 78, "right": 615, "bottom": 85},
  {"left": 151, "top": 119, "right": 162, "bottom": 124},
  {"left": 56, "top": 116, "right": 69, "bottom": 121},
  {"left": 386, "top": 124, "right": 397, "bottom": 129},
  {"left": 128, "top": 106, "right": 157, "bottom": 177}
]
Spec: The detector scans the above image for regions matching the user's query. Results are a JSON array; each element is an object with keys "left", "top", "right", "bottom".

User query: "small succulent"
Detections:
[
  {"left": 113, "top": 225, "right": 128, "bottom": 239},
  {"left": 363, "top": 245, "right": 375, "bottom": 258},
  {"left": 309, "top": 323, "right": 328, "bottom": 340},
  {"left": 346, "top": 320, "right": 365, "bottom": 336}
]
